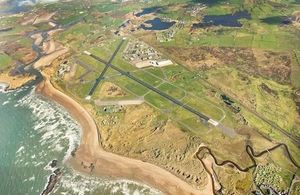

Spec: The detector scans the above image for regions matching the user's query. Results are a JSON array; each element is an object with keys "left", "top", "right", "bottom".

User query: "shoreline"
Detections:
[{"left": 36, "top": 77, "right": 210, "bottom": 195}]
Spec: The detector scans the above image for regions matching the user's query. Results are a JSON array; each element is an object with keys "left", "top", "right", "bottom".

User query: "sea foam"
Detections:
[
  {"left": 17, "top": 89, "right": 81, "bottom": 162},
  {"left": 58, "top": 170, "right": 162, "bottom": 195},
  {"left": 15, "top": 88, "right": 161, "bottom": 195}
]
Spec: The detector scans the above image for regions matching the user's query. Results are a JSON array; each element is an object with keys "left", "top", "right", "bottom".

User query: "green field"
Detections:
[
  {"left": 29, "top": 0, "right": 300, "bottom": 193},
  {"left": 292, "top": 50, "right": 300, "bottom": 88},
  {"left": 0, "top": 53, "right": 13, "bottom": 71}
]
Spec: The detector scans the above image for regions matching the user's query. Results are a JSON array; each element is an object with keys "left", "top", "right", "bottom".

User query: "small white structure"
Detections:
[
  {"left": 84, "top": 51, "right": 91, "bottom": 56},
  {"left": 48, "top": 22, "right": 57, "bottom": 27},
  {"left": 208, "top": 119, "right": 219, "bottom": 126},
  {"left": 85, "top": 95, "right": 91, "bottom": 100}
]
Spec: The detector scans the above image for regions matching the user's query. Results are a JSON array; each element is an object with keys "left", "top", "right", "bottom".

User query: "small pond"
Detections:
[
  {"left": 192, "top": 11, "right": 251, "bottom": 28},
  {"left": 261, "top": 16, "right": 291, "bottom": 25},
  {"left": 0, "top": 27, "right": 13, "bottom": 32},
  {"left": 140, "top": 18, "right": 176, "bottom": 31},
  {"left": 135, "top": 6, "right": 163, "bottom": 17},
  {"left": 221, "top": 94, "right": 234, "bottom": 106}
]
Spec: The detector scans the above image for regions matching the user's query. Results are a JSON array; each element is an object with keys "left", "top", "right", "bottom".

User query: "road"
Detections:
[
  {"left": 88, "top": 53, "right": 211, "bottom": 122},
  {"left": 87, "top": 39, "right": 125, "bottom": 96}
]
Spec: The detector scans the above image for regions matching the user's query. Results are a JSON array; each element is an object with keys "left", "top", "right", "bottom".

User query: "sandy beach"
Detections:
[{"left": 36, "top": 77, "right": 211, "bottom": 195}]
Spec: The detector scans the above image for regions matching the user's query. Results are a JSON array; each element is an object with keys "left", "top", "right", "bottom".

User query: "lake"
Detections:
[
  {"left": 192, "top": 11, "right": 251, "bottom": 28},
  {"left": 140, "top": 18, "right": 176, "bottom": 31},
  {"left": 135, "top": 6, "right": 163, "bottom": 17}
]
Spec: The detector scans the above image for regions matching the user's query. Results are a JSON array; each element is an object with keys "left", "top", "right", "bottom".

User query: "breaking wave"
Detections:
[
  {"left": 12, "top": 87, "right": 161, "bottom": 195},
  {"left": 17, "top": 87, "right": 81, "bottom": 162},
  {"left": 17, "top": 0, "right": 61, "bottom": 7},
  {"left": 57, "top": 170, "right": 162, "bottom": 195}
]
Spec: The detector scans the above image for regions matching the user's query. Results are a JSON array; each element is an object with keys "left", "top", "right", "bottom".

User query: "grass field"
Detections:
[
  {"left": 206, "top": 67, "right": 300, "bottom": 136},
  {"left": 33, "top": 1, "right": 300, "bottom": 194},
  {"left": 292, "top": 50, "right": 300, "bottom": 88},
  {"left": 0, "top": 53, "right": 13, "bottom": 71},
  {"left": 42, "top": 0, "right": 300, "bottom": 190},
  {"left": 141, "top": 0, "right": 300, "bottom": 52}
]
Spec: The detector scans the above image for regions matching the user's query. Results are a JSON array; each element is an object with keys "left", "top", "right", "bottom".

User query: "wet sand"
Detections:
[{"left": 36, "top": 77, "right": 211, "bottom": 195}]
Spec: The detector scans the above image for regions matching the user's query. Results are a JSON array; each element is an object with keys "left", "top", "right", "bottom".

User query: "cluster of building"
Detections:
[
  {"left": 187, "top": 3, "right": 207, "bottom": 17},
  {"left": 123, "top": 40, "right": 173, "bottom": 68},
  {"left": 156, "top": 28, "right": 176, "bottom": 42},
  {"left": 156, "top": 20, "right": 184, "bottom": 42},
  {"left": 254, "top": 164, "right": 288, "bottom": 195},
  {"left": 57, "top": 61, "right": 71, "bottom": 78}
]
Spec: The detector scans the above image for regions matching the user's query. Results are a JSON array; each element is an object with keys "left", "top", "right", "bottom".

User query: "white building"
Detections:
[
  {"left": 153, "top": 59, "right": 173, "bottom": 67},
  {"left": 134, "top": 59, "right": 173, "bottom": 68}
]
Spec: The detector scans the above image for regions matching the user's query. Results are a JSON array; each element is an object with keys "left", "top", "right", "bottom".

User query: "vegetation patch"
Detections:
[
  {"left": 159, "top": 46, "right": 293, "bottom": 84},
  {"left": 0, "top": 53, "right": 13, "bottom": 71}
]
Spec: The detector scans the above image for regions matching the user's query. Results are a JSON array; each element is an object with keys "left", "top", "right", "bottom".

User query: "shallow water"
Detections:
[{"left": 0, "top": 87, "right": 161, "bottom": 195}]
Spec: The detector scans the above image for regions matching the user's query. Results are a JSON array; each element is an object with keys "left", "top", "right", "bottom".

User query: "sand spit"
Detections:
[
  {"left": 33, "top": 48, "right": 69, "bottom": 68},
  {"left": 36, "top": 78, "right": 210, "bottom": 195},
  {"left": 31, "top": 33, "right": 43, "bottom": 46}
]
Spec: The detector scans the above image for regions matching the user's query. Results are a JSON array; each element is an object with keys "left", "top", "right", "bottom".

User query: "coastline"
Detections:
[{"left": 36, "top": 77, "right": 210, "bottom": 195}]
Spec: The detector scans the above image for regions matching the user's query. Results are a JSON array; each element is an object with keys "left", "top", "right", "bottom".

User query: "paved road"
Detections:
[
  {"left": 87, "top": 39, "right": 125, "bottom": 96},
  {"left": 89, "top": 54, "right": 211, "bottom": 122}
]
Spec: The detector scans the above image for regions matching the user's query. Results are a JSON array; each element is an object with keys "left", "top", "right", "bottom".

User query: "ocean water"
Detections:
[
  {"left": 0, "top": 86, "right": 161, "bottom": 195},
  {"left": 0, "top": 0, "right": 61, "bottom": 14}
]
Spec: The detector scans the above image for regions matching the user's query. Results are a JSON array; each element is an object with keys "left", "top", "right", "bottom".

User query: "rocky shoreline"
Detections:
[
  {"left": 41, "top": 168, "right": 62, "bottom": 195},
  {"left": 0, "top": 82, "right": 8, "bottom": 92}
]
